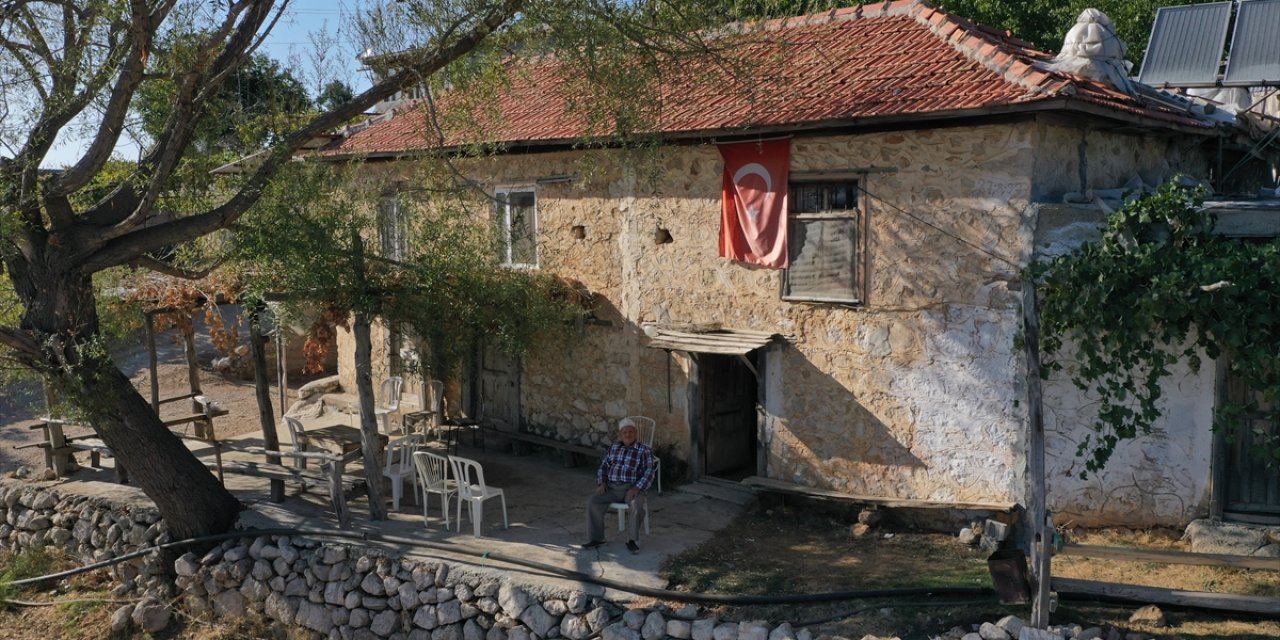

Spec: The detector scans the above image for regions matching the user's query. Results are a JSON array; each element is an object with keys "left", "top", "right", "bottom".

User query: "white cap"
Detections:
[{"left": 618, "top": 417, "right": 636, "bottom": 430}]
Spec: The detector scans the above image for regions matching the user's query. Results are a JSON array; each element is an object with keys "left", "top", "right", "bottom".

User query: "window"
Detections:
[
  {"left": 377, "top": 194, "right": 408, "bottom": 261},
  {"left": 783, "top": 179, "right": 865, "bottom": 304},
  {"left": 494, "top": 187, "right": 538, "bottom": 267}
]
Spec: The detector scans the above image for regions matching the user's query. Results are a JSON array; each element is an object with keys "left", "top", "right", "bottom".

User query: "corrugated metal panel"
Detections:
[
  {"left": 1139, "top": 2, "right": 1232, "bottom": 86},
  {"left": 1224, "top": 0, "right": 1280, "bottom": 86},
  {"left": 643, "top": 327, "right": 780, "bottom": 355}
]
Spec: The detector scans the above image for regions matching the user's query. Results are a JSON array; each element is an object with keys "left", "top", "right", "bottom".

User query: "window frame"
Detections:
[
  {"left": 494, "top": 186, "right": 539, "bottom": 268},
  {"left": 781, "top": 175, "right": 868, "bottom": 305},
  {"left": 377, "top": 192, "right": 409, "bottom": 262}
]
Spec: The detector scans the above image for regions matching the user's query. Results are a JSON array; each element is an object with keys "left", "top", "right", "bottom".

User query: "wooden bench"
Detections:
[
  {"left": 207, "top": 444, "right": 365, "bottom": 527},
  {"left": 742, "top": 476, "right": 1020, "bottom": 513},
  {"left": 501, "top": 431, "right": 603, "bottom": 468},
  {"left": 161, "top": 394, "right": 228, "bottom": 440},
  {"left": 24, "top": 420, "right": 130, "bottom": 483},
  {"left": 64, "top": 437, "right": 129, "bottom": 483}
]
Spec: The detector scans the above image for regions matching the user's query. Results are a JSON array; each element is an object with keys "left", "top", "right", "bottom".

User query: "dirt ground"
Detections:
[
  {"left": 659, "top": 505, "right": 1280, "bottom": 639},
  {"left": 0, "top": 361, "right": 292, "bottom": 477}
]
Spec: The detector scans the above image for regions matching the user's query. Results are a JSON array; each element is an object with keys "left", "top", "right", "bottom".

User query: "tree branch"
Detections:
[
  {"left": 126, "top": 0, "right": 275, "bottom": 221},
  {"left": 78, "top": 0, "right": 525, "bottom": 273},
  {"left": 131, "top": 254, "right": 226, "bottom": 280},
  {"left": 49, "top": 0, "right": 177, "bottom": 196}
]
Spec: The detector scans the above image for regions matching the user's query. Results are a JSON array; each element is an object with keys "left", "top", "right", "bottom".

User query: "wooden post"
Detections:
[
  {"left": 1021, "top": 280, "right": 1052, "bottom": 629},
  {"left": 145, "top": 312, "right": 160, "bottom": 412},
  {"left": 276, "top": 319, "right": 288, "bottom": 420},
  {"left": 249, "top": 301, "right": 284, "bottom": 502},
  {"left": 183, "top": 330, "right": 205, "bottom": 437}
]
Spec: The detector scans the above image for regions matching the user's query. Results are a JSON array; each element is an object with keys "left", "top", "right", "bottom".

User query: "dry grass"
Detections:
[
  {"left": 660, "top": 502, "right": 1280, "bottom": 639},
  {"left": 1055, "top": 527, "right": 1280, "bottom": 599}
]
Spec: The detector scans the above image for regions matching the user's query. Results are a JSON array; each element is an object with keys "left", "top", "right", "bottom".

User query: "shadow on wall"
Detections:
[{"left": 771, "top": 348, "right": 923, "bottom": 482}]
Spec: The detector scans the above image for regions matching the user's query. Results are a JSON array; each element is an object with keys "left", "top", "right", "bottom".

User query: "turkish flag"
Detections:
[{"left": 718, "top": 139, "right": 790, "bottom": 268}]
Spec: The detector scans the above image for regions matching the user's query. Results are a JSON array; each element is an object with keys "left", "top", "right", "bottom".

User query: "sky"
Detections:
[{"left": 41, "top": 0, "right": 374, "bottom": 168}]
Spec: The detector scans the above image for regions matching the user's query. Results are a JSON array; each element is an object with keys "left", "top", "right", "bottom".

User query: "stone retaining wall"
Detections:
[{"left": 0, "top": 481, "right": 814, "bottom": 640}]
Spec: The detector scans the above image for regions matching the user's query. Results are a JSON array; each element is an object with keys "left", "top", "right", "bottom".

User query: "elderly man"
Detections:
[{"left": 583, "top": 417, "right": 656, "bottom": 553}]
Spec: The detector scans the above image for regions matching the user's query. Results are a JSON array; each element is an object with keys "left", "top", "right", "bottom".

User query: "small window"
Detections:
[
  {"left": 783, "top": 179, "right": 865, "bottom": 304},
  {"left": 377, "top": 194, "right": 408, "bottom": 261},
  {"left": 494, "top": 188, "right": 538, "bottom": 267}
]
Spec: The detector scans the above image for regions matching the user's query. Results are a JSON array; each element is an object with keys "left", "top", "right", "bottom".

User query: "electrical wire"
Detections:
[{"left": 856, "top": 184, "right": 1020, "bottom": 271}]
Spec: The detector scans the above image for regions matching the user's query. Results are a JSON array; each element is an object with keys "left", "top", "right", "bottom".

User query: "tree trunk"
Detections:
[
  {"left": 354, "top": 310, "right": 389, "bottom": 521},
  {"left": 8, "top": 261, "right": 241, "bottom": 541},
  {"left": 63, "top": 358, "right": 242, "bottom": 539},
  {"left": 350, "top": 227, "right": 389, "bottom": 521}
]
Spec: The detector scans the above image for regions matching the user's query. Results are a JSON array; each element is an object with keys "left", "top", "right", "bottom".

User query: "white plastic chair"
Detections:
[
  {"left": 382, "top": 433, "right": 423, "bottom": 510},
  {"left": 284, "top": 417, "right": 309, "bottom": 469},
  {"left": 622, "top": 415, "right": 661, "bottom": 495},
  {"left": 374, "top": 376, "right": 404, "bottom": 435},
  {"left": 448, "top": 455, "right": 508, "bottom": 537},
  {"left": 610, "top": 415, "right": 660, "bottom": 533},
  {"left": 412, "top": 450, "right": 457, "bottom": 529},
  {"left": 425, "top": 379, "right": 445, "bottom": 437},
  {"left": 613, "top": 499, "right": 651, "bottom": 535}
]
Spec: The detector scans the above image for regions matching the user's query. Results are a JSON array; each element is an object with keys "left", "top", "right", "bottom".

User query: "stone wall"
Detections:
[
  {"left": 0, "top": 480, "right": 820, "bottom": 640},
  {"left": 1029, "top": 118, "right": 1211, "bottom": 201},
  {"left": 505, "top": 126, "right": 1036, "bottom": 506},
  {"left": 333, "top": 116, "right": 1217, "bottom": 522}
]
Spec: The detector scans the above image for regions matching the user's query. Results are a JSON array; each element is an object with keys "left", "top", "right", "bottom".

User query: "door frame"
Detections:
[{"left": 685, "top": 348, "right": 767, "bottom": 480}]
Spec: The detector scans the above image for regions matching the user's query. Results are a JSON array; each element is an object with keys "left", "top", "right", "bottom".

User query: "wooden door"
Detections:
[
  {"left": 700, "top": 354, "right": 758, "bottom": 479},
  {"left": 478, "top": 342, "right": 520, "bottom": 433},
  {"left": 1222, "top": 374, "right": 1280, "bottom": 523}
]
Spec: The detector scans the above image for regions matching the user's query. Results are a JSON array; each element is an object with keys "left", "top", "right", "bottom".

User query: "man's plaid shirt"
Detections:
[{"left": 597, "top": 441, "right": 657, "bottom": 491}]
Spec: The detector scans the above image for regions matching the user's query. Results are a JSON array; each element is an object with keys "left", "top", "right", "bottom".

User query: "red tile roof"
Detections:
[{"left": 324, "top": 0, "right": 1215, "bottom": 158}]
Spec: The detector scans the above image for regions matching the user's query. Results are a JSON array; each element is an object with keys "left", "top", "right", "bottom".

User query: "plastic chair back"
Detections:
[
  {"left": 449, "top": 455, "right": 487, "bottom": 501},
  {"left": 622, "top": 415, "right": 661, "bottom": 495},
  {"left": 383, "top": 433, "right": 422, "bottom": 510},
  {"left": 412, "top": 450, "right": 457, "bottom": 529},
  {"left": 448, "top": 455, "right": 508, "bottom": 536},
  {"left": 384, "top": 434, "right": 420, "bottom": 476},
  {"left": 379, "top": 376, "right": 404, "bottom": 413}
]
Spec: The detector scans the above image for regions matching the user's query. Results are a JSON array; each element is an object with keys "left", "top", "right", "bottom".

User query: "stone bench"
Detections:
[{"left": 500, "top": 431, "right": 602, "bottom": 468}]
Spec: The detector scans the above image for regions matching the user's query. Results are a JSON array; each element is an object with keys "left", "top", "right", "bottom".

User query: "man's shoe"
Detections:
[
  {"left": 581, "top": 540, "right": 605, "bottom": 550},
  {"left": 625, "top": 540, "right": 640, "bottom": 554}
]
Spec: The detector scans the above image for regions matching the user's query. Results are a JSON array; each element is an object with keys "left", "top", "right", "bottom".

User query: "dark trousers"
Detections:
[{"left": 586, "top": 481, "right": 647, "bottom": 542}]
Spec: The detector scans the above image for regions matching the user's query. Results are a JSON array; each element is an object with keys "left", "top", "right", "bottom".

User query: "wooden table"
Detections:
[{"left": 302, "top": 425, "right": 389, "bottom": 456}]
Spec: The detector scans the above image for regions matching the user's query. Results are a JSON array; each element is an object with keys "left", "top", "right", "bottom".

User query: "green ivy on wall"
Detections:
[{"left": 1030, "top": 180, "right": 1280, "bottom": 477}]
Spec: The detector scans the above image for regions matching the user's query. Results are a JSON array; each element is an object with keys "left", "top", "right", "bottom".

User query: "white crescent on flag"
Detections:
[{"left": 732, "top": 163, "right": 773, "bottom": 223}]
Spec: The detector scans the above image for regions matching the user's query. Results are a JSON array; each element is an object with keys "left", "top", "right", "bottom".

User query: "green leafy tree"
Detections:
[
  {"left": 735, "top": 0, "right": 1221, "bottom": 64},
  {"left": 1032, "top": 181, "right": 1280, "bottom": 476},
  {"left": 0, "top": 0, "right": 746, "bottom": 540},
  {"left": 316, "top": 80, "right": 355, "bottom": 113},
  {"left": 135, "top": 50, "right": 311, "bottom": 158}
]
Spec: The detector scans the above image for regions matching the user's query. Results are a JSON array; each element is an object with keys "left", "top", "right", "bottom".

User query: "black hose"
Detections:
[
  {"left": 4, "top": 526, "right": 995, "bottom": 606},
  {"left": 793, "top": 598, "right": 999, "bottom": 627}
]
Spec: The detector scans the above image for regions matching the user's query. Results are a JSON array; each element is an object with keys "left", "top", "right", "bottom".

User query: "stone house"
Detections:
[{"left": 319, "top": 1, "right": 1270, "bottom": 526}]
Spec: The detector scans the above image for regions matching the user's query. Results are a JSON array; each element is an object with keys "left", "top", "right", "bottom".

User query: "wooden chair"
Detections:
[
  {"left": 412, "top": 450, "right": 457, "bottom": 529},
  {"left": 448, "top": 455, "right": 508, "bottom": 537},
  {"left": 283, "top": 417, "right": 310, "bottom": 469}
]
